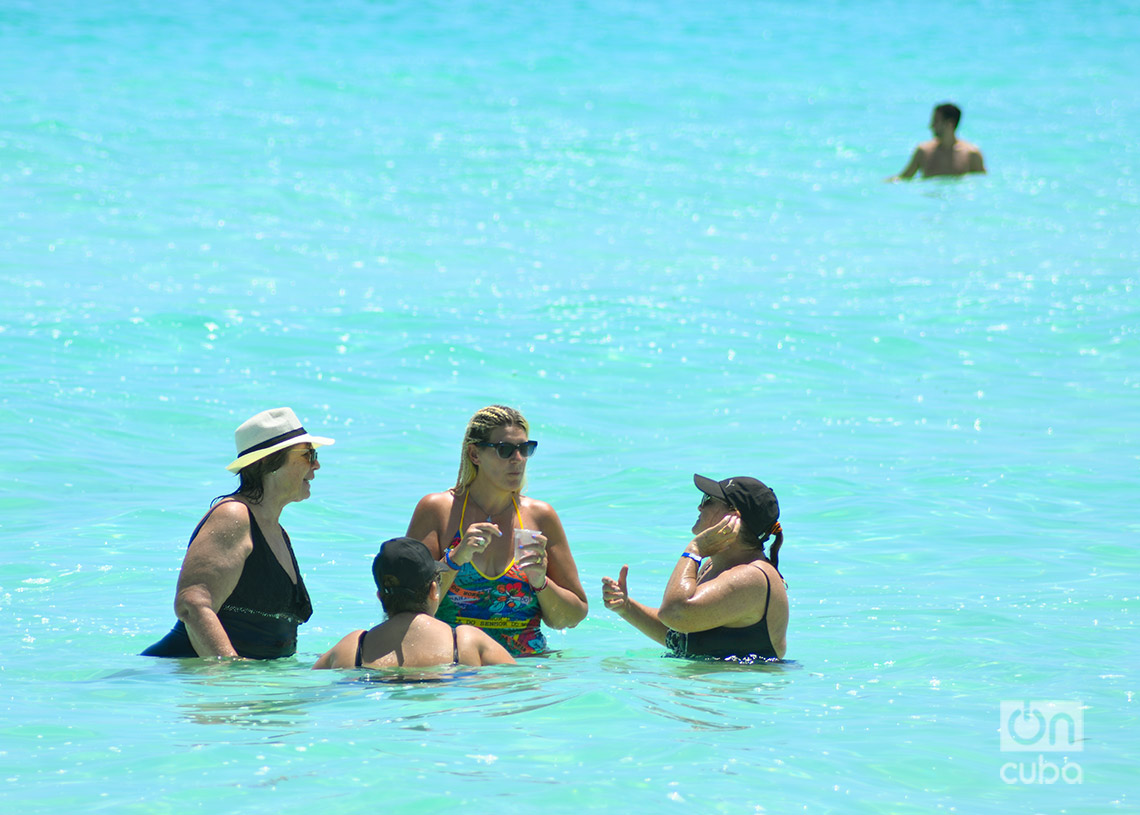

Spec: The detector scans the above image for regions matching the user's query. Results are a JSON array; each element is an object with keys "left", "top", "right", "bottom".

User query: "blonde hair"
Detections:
[{"left": 454, "top": 405, "right": 530, "bottom": 492}]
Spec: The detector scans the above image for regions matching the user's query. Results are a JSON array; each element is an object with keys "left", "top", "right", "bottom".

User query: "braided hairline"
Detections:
[{"left": 453, "top": 405, "right": 530, "bottom": 492}]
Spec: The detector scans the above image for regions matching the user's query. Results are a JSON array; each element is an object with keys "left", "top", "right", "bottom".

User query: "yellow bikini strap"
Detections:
[{"left": 459, "top": 491, "right": 523, "bottom": 530}]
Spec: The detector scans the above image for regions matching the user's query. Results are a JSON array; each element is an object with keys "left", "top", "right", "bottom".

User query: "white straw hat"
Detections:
[{"left": 226, "top": 407, "right": 335, "bottom": 473}]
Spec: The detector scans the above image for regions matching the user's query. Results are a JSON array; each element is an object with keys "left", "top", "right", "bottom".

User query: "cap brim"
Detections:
[
  {"left": 226, "top": 434, "right": 335, "bottom": 473},
  {"left": 693, "top": 473, "right": 727, "bottom": 501}
]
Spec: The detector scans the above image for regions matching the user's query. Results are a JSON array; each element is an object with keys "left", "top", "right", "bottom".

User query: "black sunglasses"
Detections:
[
  {"left": 699, "top": 493, "right": 725, "bottom": 510},
  {"left": 297, "top": 447, "right": 318, "bottom": 465},
  {"left": 475, "top": 440, "right": 538, "bottom": 459}
]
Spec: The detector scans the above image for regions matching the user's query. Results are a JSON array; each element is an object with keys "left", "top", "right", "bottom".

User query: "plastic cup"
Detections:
[{"left": 513, "top": 528, "right": 539, "bottom": 562}]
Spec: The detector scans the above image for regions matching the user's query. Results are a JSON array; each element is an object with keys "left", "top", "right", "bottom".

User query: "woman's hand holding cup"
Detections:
[{"left": 513, "top": 528, "right": 547, "bottom": 587}]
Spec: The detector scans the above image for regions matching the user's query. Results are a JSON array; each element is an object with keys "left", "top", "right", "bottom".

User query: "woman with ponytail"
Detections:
[{"left": 602, "top": 474, "right": 788, "bottom": 661}]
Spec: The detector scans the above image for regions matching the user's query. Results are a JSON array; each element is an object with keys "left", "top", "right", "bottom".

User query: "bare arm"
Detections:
[
  {"left": 969, "top": 148, "right": 986, "bottom": 174},
  {"left": 173, "top": 502, "right": 254, "bottom": 658},
  {"left": 406, "top": 493, "right": 448, "bottom": 558},
  {"left": 312, "top": 630, "right": 365, "bottom": 670},
  {"left": 601, "top": 565, "right": 670, "bottom": 646},
  {"left": 888, "top": 146, "right": 925, "bottom": 181},
  {"left": 658, "top": 517, "right": 768, "bottom": 633},
  {"left": 520, "top": 501, "right": 588, "bottom": 629},
  {"left": 407, "top": 492, "right": 461, "bottom": 596},
  {"left": 460, "top": 627, "right": 517, "bottom": 666}
]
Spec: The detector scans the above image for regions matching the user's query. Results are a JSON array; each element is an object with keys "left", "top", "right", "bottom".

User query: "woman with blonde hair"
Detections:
[{"left": 405, "top": 405, "right": 587, "bottom": 656}]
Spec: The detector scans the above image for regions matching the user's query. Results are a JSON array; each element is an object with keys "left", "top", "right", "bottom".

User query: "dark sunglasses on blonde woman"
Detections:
[{"left": 475, "top": 440, "right": 538, "bottom": 459}]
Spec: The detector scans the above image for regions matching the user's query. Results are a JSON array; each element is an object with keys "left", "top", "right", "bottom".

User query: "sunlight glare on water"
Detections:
[{"left": 1, "top": 1, "right": 1137, "bottom": 813}]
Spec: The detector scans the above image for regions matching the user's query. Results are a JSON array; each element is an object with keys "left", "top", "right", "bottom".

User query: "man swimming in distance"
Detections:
[{"left": 888, "top": 102, "right": 986, "bottom": 180}]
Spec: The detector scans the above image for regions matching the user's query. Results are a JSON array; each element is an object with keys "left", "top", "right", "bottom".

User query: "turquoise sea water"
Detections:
[{"left": 2, "top": 1, "right": 1137, "bottom": 812}]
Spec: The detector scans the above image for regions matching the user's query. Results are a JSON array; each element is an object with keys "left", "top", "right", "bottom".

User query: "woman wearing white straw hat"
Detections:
[{"left": 142, "top": 407, "right": 334, "bottom": 659}]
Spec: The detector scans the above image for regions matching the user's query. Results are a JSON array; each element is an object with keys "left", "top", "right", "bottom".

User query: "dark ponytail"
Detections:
[
  {"left": 737, "top": 519, "right": 784, "bottom": 573},
  {"left": 766, "top": 522, "right": 783, "bottom": 572}
]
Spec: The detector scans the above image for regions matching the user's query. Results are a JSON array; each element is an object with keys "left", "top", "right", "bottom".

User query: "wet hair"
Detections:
[
  {"left": 373, "top": 567, "right": 439, "bottom": 616},
  {"left": 737, "top": 517, "right": 785, "bottom": 573},
  {"left": 934, "top": 102, "right": 962, "bottom": 128},
  {"left": 213, "top": 446, "right": 294, "bottom": 505},
  {"left": 453, "top": 404, "right": 530, "bottom": 492}
]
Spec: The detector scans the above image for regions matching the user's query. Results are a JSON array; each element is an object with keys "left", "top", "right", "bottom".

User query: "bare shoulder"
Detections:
[
  {"left": 409, "top": 490, "right": 456, "bottom": 527},
  {"left": 457, "top": 624, "right": 516, "bottom": 665},
  {"left": 407, "top": 490, "right": 457, "bottom": 554},
  {"left": 314, "top": 629, "right": 366, "bottom": 669},
  {"left": 457, "top": 623, "right": 491, "bottom": 643},
  {"left": 957, "top": 139, "right": 986, "bottom": 173},
  {"left": 417, "top": 490, "right": 456, "bottom": 510},
  {"left": 717, "top": 558, "right": 773, "bottom": 586},
  {"left": 192, "top": 500, "right": 252, "bottom": 544},
  {"left": 519, "top": 495, "right": 560, "bottom": 522},
  {"left": 745, "top": 559, "right": 786, "bottom": 597},
  {"left": 333, "top": 628, "right": 366, "bottom": 654}
]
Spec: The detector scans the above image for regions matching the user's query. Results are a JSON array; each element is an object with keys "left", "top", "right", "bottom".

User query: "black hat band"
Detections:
[{"left": 238, "top": 427, "right": 307, "bottom": 458}]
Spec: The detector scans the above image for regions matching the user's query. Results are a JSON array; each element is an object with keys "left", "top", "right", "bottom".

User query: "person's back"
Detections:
[
  {"left": 347, "top": 615, "right": 513, "bottom": 668},
  {"left": 913, "top": 136, "right": 984, "bottom": 178},
  {"left": 312, "top": 536, "right": 515, "bottom": 670}
]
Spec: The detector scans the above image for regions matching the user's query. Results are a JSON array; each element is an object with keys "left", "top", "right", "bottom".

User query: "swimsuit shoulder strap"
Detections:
[
  {"left": 355, "top": 629, "right": 369, "bottom": 670},
  {"left": 758, "top": 564, "right": 772, "bottom": 622},
  {"left": 745, "top": 560, "right": 774, "bottom": 620},
  {"left": 461, "top": 491, "right": 524, "bottom": 528},
  {"left": 453, "top": 492, "right": 524, "bottom": 544},
  {"left": 186, "top": 499, "right": 251, "bottom": 547}
]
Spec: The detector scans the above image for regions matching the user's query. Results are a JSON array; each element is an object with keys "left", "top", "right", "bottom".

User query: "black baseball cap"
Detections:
[
  {"left": 694, "top": 474, "right": 779, "bottom": 535},
  {"left": 372, "top": 537, "right": 448, "bottom": 594}
]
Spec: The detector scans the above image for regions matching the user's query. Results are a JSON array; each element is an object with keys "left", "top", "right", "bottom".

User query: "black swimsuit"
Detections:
[
  {"left": 142, "top": 502, "right": 313, "bottom": 659},
  {"left": 355, "top": 625, "right": 460, "bottom": 667},
  {"left": 665, "top": 567, "right": 780, "bottom": 660}
]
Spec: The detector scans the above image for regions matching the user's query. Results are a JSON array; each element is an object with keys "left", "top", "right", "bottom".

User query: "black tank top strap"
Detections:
[
  {"left": 665, "top": 560, "right": 780, "bottom": 660},
  {"left": 218, "top": 504, "right": 313, "bottom": 624},
  {"left": 743, "top": 559, "right": 774, "bottom": 622},
  {"left": 145, "top": 499, "right": 311, "bottom": 661},
  {"left": 759, "top": 565, "right": 771, "bottom": 621},
  {"left": 355, "top": 630, "right": 368, "bottom": 667},
  {"left": 185, "top": 499, "right": 240, "bottom": 547}
]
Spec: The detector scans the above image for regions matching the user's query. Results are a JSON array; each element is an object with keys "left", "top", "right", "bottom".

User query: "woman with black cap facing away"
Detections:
[
  {"left": 313, "top": 537, "right": 515, "bottom": 669},
  {"left": 142, "top": 407, "right": 333, "bottom": 660},
  {"left": 601, "top": 475, "right": 788, "bottom": 661}
]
